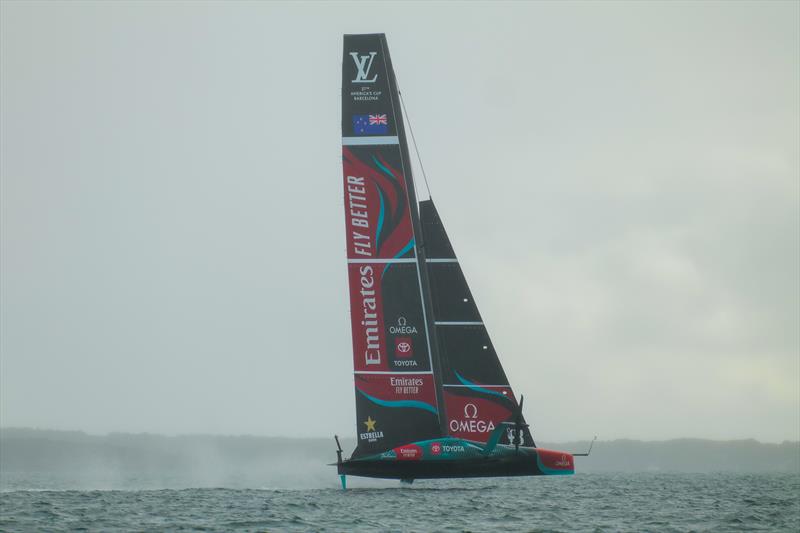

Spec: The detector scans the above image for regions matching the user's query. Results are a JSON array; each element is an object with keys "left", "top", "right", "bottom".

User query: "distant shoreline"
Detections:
[{"left": 2, "top": 428, "right": 798, "bottom": 482}]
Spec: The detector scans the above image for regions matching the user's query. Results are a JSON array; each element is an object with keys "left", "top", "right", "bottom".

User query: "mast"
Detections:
[{"left": 379, "top": 37, "right": 448, "bottom": 438}]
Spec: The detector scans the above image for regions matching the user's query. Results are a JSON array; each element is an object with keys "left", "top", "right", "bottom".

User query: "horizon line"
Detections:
[{"left": 1, "top": 427, "right": 797, "bottom": 445}]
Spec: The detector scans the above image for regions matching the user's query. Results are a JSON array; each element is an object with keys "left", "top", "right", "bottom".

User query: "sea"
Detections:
[{"left": 1, "top": 473, "right": 798, "bottom": 532}]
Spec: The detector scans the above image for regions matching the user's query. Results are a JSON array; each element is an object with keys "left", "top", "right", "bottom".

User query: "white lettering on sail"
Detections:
[
  {"left": 391, "top": 376, "right": 423, "bottom": 394},
  {"left": 359, "top": 265, "right": 381, "bottom": 365},
  {"left": 350, "top": 52, "right": 378, "bottom": 83},
  {"left": 449, "top": 403, "right": 496, "bottom": 434},
  {"left": 346, "top": 176, "right": 372, "bottom": 257},
  {"left": 347, "top": 176, "right": 372, "bottom": 257},
  {"left": 390, "top": 316, "right": 419, "bottom": 368},
  {"left": 449, "top": 419, "right": 496, "bottom": 433},
  {"left": 359, "top": 416, "right": 384, "bottom": 442},
  {"left": 389, "top": 377, "right": 424, "bottom": 387},
  {"left": 389, "top": 316, "right": 418, "bottom": 335}
]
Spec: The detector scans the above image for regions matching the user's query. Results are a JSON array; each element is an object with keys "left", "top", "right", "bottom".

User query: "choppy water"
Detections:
[{"left": 1, "top": 473, "right": 798, "bottom": 532}]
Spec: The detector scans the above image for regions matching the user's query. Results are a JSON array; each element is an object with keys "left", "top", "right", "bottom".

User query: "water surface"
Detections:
[{"left": 1, "top": 473, "right": 798, "bottom": 531}]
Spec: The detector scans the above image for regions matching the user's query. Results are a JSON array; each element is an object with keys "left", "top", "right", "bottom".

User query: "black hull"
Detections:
[{"left": 337, "top": 455, "right": 543, "bottom": 480}]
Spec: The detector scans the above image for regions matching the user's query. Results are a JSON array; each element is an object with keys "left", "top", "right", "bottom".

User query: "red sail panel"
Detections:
[
  {"left": 444, "top": 389, "right": 520, "bottom": 444},
  {"left": 353, "top": 373, "right": 440, "bottom": 457},
  {"left": 343, "top": 147, "right": 414, "bottom": 261},
  {"left": 355, "top": 374, "right": 438, "bottom": 407}
]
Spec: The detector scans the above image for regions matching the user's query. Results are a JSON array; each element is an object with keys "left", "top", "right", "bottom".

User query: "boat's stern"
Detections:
[{"left": 534, "top": 448, "right": 575, "bottom": 475}]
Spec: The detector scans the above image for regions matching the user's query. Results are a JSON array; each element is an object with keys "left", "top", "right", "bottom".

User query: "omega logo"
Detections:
[{"left": 464, "top": 403, "right": 478, "bottom": 419}]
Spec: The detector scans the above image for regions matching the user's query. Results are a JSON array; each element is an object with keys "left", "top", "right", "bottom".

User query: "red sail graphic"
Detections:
[
  {"left": 343, "top": 148, "right": 414, "bottom": 261},
  {"left": 443, "top": 390, "right": 516, "bottom": 443},
  {"left": 355, "top": 374, "right": 437, "bottom": 406}
]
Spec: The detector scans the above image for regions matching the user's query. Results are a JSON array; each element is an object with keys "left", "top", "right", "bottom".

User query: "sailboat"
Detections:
[{"left": 337, "top": 33, "right": 585, "bottom": 485}]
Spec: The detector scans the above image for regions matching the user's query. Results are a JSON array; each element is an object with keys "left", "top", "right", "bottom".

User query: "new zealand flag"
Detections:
[{"left": 353, "top": 114, "right": 389, "bottom": 135}]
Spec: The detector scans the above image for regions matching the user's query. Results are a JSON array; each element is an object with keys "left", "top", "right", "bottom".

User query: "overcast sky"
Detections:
[{"left": 1, "top": 1, "right": 798, "bottom": 443}]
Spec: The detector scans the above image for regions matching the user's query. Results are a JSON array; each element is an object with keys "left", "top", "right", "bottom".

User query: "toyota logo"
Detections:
[{"left": 397, "top": 342, "right": 411, "bottom": 353}]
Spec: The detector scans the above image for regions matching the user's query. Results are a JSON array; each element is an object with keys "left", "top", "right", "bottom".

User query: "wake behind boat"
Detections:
[{"left": 337, "top": 33, "right": 583, "bottom": 487}]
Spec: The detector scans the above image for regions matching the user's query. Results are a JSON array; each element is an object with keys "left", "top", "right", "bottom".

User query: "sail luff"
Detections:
[{"left": 379, "top": 38, "right": 449, "bottom": 439}]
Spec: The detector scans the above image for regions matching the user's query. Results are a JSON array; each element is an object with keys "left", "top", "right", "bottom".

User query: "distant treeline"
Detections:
[{"left": 1, "top": 428, "right": 797, "bottom": 489}]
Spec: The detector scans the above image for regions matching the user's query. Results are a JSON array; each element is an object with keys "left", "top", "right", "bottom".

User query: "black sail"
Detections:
[
  {"left": 341, "top": 34, "right": 446, "bottom": 458},
  {"left": 420, "top": 200, "right": 535, "bottom": 447}
]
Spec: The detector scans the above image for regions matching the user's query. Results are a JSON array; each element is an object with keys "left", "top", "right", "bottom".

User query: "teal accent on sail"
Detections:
[
  {"left": 376, "top": 189, "right": 385, "bottom": 249},
  {"left": 382, "top": 238, "right": 416, "bottom": 277},
  {"left": 371, "top": 155, "right": 395, "bottom": 178},
  {"left": 455, "top": 372, "right": 509, "bottom": 401},
  {"left": 357, "top": 388, "right": 438, "bottom": 415},
  {"left": 395, "top": 238, "right": 415, "bottom": 259}
]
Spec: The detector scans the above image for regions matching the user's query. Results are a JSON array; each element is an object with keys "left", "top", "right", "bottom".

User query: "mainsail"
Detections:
[
  {"left": 341, "top": 34, "right": 442, "bottom": 458},
  {"left": 341, "top": 33, "right": 532, "bottom": 459}
]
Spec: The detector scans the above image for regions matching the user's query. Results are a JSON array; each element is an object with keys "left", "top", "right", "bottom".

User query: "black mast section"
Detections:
[{"left": 380, "top": 36, "right": 448, "bottom": 437}]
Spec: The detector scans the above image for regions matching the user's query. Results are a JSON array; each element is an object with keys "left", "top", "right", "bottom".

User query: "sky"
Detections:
[{"left": 1, "top": 1, "right": 798, "bottom": 443}]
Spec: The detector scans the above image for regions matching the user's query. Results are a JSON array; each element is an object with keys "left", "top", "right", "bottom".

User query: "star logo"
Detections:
[{"left": 364, "top": 416, "right": 377, "bottom": 432}]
